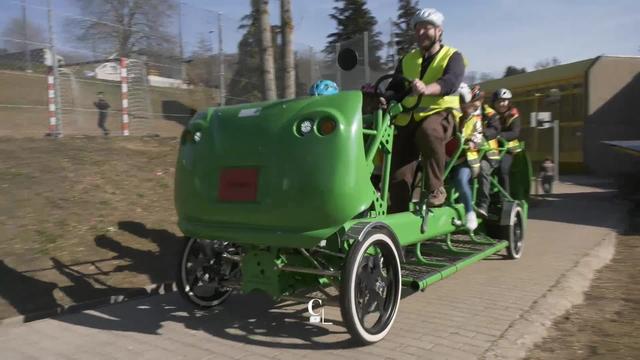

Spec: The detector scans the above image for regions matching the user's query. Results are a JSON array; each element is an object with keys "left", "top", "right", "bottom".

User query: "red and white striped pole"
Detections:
[
  {"left": 120, "top": 57, "right": 130, "bottom": 136},
  {"left": 47, "top": 67, "right": 57, "bottom": 135}
]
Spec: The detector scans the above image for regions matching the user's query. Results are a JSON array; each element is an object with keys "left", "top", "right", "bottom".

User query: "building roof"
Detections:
[
  {"left": 602, "top": 140, "right": 640, "bottom": 157},
  {"left": 479, "top": 57, "right": 599, "bottom": 93}
]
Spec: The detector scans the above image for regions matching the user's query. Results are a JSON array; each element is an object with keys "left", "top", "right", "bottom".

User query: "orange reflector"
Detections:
[{"left": 318, "top": 118, "right": 336, "bottom": 136}]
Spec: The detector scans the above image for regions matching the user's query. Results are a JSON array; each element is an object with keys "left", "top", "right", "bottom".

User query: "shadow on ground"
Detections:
[
  {"left": 0, "top": 221, "right": 182, "bottom": 322},
  {"left": 528, "top": 190, "right": 621, "bottom": 230}
]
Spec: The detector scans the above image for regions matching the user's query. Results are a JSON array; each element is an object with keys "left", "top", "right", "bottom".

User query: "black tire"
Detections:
[
  {"left": 177, "top": 237, "right": 238, "bottom": 307},
  {"left": 505, "top": 206, "right": 525, "bottom": 259},
  {"left": 339, "top": 229, "right": 402, "bottom": 345}
]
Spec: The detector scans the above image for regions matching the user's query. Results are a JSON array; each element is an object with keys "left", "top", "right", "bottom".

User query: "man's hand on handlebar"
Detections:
[
  {"left": 361, "top": 82, "right": 388, "bottom": 110},
  {"left": 411, "top": 79, "right": 429, "bottom": 96}
]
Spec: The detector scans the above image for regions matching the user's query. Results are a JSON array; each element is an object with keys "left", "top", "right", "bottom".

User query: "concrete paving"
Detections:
[{"left": 0, "top": 179, "right": 626, "bottom": 360}]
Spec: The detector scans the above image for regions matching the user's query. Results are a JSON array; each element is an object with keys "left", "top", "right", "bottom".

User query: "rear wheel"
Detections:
[
  {"left": 340, "top": 230, "right": 402, "bottom": 344},
  {"left": 177, "top": 237, "right": 240, "bottom": 307},
  {"left": 505, "top": 206, "right": 524, "bottom": 259}
]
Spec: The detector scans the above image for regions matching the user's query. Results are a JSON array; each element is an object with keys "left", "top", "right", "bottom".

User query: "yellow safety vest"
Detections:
[
  {"left": 502, "top": 109, "right": 522, "bottom": 153},
  {"left": 395, "top": 46, "right": 462, "bottom": 126},
  {"left": 482, "top": 105, "right": 501, "bottom": 160},
  {"left": 455, "top": 114, "right": 481, "bottom": 171}
]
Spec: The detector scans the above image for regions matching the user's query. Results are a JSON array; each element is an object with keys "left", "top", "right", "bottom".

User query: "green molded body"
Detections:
[{"left": 175, "top": 91, "right": 376, "bottom": 248}]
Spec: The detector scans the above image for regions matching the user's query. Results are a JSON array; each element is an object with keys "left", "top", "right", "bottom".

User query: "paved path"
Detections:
[{"left": 0, "top": 179, "right": 626, "bottom": 360}]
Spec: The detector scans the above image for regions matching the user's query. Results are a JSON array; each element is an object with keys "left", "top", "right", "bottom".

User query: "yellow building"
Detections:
[{"left": 480, "top": 56, "right": 640, "bottom": 175}]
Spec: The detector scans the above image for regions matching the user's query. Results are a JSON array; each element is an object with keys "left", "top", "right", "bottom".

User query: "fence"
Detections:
[{"left": 0, "top": 1, "right": 394, "bottom": 137}]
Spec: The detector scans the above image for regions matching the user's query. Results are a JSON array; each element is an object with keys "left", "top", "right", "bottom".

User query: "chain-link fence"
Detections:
[{"left": 0, "top": 1, "right": 394, "bottom": 137}]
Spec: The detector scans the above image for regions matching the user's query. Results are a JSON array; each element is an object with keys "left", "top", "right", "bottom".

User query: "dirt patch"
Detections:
[
  {"left": 525, "top": 192, "right": 640, "bottom": 359},
  {"left": 0, "top": 136, "right": 184, "bottom": 320}
]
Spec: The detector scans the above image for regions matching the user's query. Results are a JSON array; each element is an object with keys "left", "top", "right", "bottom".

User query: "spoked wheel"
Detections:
[
  {"left": 505, "top": 206, "right": 524, "bottom": 259},
  {"left": 340, "top": 230, "right": 402, "bottom": 345},
  {"left": 177, "top": 237, "right": 241, "bottom": 307}
]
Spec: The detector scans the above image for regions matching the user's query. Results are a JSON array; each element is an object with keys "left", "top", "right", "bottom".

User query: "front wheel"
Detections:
[
  {"left": 177, "top": 237, "right": 240, "bottom": 307},
  {"left": 340, "top": 229, "right": 402, "bottom": 345}
]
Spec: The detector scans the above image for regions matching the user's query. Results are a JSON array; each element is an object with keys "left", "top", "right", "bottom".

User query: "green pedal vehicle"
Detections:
[{"left": 174, "top": 49, "right": 532, "bottom": 344}]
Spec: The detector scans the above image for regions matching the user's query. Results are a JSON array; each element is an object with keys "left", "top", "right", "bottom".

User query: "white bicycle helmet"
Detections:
[
  {"left": 493, "top": 88, "right": 512, "bottom": 102},
  {"left": 410, "top": 8, "right": 444, "bottom": 28}
]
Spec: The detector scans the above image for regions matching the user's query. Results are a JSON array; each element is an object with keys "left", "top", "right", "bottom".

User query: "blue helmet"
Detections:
[{"left": 308, "top": 80, "right": 339, "bottom": 96}]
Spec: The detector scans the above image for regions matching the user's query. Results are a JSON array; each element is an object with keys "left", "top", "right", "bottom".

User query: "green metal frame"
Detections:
[{"left": 175, "top": 90, "right": 531, "bottom": 301}]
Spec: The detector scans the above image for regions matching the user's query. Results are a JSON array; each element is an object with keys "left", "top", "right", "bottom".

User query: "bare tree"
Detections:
[
  {"left": 463, "top": 71, "right": 478, "bottom": 85},
  {"left": 1, "top": 17, "right": 47, "bottom": 52},
  {"left": 259, "top": 0, "right": 277, "bottom": 100},
  {"left": 281, "top": 0, "right": 295, "bottom": 98},
  {"left": 534, "top": 57, "right": 561, "bottom": 70},
  {"left": 66, "top": 0, "right": 177, "bottom": 57},
  {"left": 479, "top": 72, "right": 495, "bottom": 82}
]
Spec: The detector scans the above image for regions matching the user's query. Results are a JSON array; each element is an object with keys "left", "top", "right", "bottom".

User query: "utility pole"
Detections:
[
  {"left": 335, "top": 42, "right": 341, "bottom": 88},
  {"left": 178, "top": 1, "right": 185, "bottom": 81},
  {"left": 386, "top": 17, "right": 396, "bottom": 67},
  {"left": 22, "top": 0, "right": 32, "bottom": 72},
  {"left": 209, "top": 30, "right": 216, "bottom": 103},
  {"left": 309, "top": 46, "right": 315, "bottom": 85},
  {"left": 218, "top": 12, "right": 225, "bottom": 106},
  {"left": 553, "top": 120, "right": 560, "bottom": 182},
  {"left": 363, "top": 31, "right": 370, "bottom": 83}
]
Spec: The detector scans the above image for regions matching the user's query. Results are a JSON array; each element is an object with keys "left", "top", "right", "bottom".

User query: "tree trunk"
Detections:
[
  {"left": 259, "top": 0, "right": 277, "bottom": 100},
  {"left": 280, "top": 0, "right": 295, "bottom": 98}
]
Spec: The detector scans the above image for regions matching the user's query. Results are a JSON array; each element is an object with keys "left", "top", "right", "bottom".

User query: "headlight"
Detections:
[{"left": 296, "top": 119, "right": 314, "bottom": 137}]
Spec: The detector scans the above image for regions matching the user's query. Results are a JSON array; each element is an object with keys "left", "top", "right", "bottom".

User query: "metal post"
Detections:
[
  {"left": 335, "top": 42, "right": 341, "bottom": 88},
  {"left": 553, "top": 119, "right": 560, "bottom": 182},
  {"left": 309, "top": 46, "right": 315, "bottom": 84},
  {"left": 218, "top": 12, "right": 225, "bottom": 106},
  {"left": 47, "top": 0, "right": 62, "bottom": 137},
  {"left": 120, "top": 57, "right": 130, "bottom": 136},
  {"left": 363, "top": 31, "right": 370, "bottom": 83},
  {"left": 209, "top": 30, "right": 216, "bottom": 103},
  {"left": 178, "top": 1, "right": 186, "bottom": 81},
  {"left": 22, "top": 0, "right": 32, "bottom": 72}
]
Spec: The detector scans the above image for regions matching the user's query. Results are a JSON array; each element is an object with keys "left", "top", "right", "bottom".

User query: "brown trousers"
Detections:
[{"left": 389, "top": 110, "right": 455, "bottom": 214}]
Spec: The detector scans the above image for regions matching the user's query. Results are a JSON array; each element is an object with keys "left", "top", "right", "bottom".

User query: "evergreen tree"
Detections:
[
  {"left": 324, "top": 0, "right": 384, "bottom": 70},
  {"left": 228, "top": 1, "right": 287, "bottom": 104},
  {"left": 392, "top": 0, "right": 419, "bottom": 59},
  {"left": 227, "top": 1, "right": 263, "bottom": 104},
  {"left": 503, "top": 66, "right": 527, "bottom": 78}
]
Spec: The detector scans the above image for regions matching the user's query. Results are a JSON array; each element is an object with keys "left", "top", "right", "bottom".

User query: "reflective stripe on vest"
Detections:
[
  {"left": 483, "top": 104, "right": 496, "bottom": 117},
  {"left": 454, "top": 114, "right": 481, "bottom": 169},
  {"left": 502, "top": 110, "right": 521, "bottom": 153},
  {"left": 481, "top": 105, "right": 500, "bottom": 159},
  {"left": 507, "top": 139, "right": 522, "bottom": 153},
  {"left": 485, "top": 139, "right": 501, "bottom": 160},
  {"left": 395, "top": 46, "right": 461, "bottom": 126}
]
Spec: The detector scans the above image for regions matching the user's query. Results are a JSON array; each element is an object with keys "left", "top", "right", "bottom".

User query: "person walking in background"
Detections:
[
  {"left": 93, "top": 92, "right": 110, "bottom": 136},
  {"left": 539, "top": 157, "right": 555, "bottom": 194}
]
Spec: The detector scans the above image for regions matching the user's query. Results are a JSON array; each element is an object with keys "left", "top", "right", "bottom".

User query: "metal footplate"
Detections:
[{"left": 402, "top": 235, "right": 508, "bottom": 291}]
